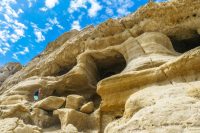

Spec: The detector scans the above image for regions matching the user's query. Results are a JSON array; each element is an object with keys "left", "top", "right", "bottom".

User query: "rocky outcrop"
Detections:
[
  {"left": 0, "top": 0, "right": 200, "bottom": 132},
  {"left": 0, "top": 62, "right": 22, "bottom": 86}
]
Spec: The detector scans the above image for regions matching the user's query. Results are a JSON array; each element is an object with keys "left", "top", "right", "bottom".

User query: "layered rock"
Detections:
[
  {"left": 0, "top": 0, "right": 200, "bottom": 132},
  {"left": 0, "top": 62, "right": 22, "bottom": 86}
]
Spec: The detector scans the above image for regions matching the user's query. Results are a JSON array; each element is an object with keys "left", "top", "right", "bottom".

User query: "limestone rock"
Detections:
[
  {"left": 0, "top": 103, "right": 31, "bottom": 123},
  {"left": 0, "top": 62, "right": 22, "bottom": 86},
  {"left": 65, "top": 95, "right": 85, "bottom": 110},
  {"left": 54, "top": 108, "right": 99, "bottom": 132},
  {"left": 0, "top": 0, "right": 200, "bottom": 132},
  {"left": 33, "top": 96, "right": 65, "bottom": 111},
  {"left": 0, "top": 117, "right": 41, "bottom": 133},
  {"left": 61, "top": 124, "right": 78, "bottom": 133},
  {"left": 80, "top": 102, "right": 94, "bottom": 114},
  {"left": 31, "top": 108, "right": 59, "bottom": 128}
]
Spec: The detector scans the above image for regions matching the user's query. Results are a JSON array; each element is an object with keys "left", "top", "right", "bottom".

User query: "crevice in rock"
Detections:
[{"left": 170, "top": 35, "right": 200, "bottom": 53}]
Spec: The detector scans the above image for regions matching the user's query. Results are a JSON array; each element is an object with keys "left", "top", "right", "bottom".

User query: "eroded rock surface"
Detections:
[
  {"left": 0, "top": 62, "right": 22, "bottom": 86},
  {"left": 33, "top": 96, "right": 65, "bottom": 111},
  {"left": 0, "top": 117, "right": 41, "bottom": 133},
  {"left": 0, "top": 0, "right": 200, "bottom": 132}
]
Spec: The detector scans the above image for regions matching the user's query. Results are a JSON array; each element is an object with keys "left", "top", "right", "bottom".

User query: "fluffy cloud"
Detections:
[
  {"left": 45, "top": 0, "right": 59, "bottom": 9},
  {"left": 12, "top": 47, "right": 29, "bottom": 60},
  {"left": 31, "top": 17, "right": 63, "bottom": 43},
  {"left": 88, "top": 0, "right": 102, "bottom": 17},
  {"left": 103, "top": 0, "right": 134, "bottom": 17},
  {"left": 31, "top": 23, "right": 45, "bottom": 43},
  {"left": 68, "top": 0, "right": 102, "bottom": 17},
  {"left": 35, "top": 31, "right": 45, "bottom": 42},
  {"left": 0, "top": 0, "right": 27, "bottom": 55},
  {"left": 39, "top": 7, "right": 48, "bottom": 12},
  {"left": 27, "top": 0, "right": 37, "bottom": 8},
  {"left": 40, "top": 0, "right": 59, "bottom": 11},
  {"left": 71, "top": 20, "right": 81, "bottom": 30},
  {"left": 47, "top": 17, "right": 64, "bottom": 29}
]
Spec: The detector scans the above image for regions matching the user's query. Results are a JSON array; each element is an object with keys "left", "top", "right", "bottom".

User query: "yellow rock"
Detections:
[{"left": 0, "top": 0, "right": 200, "bottom": 132}]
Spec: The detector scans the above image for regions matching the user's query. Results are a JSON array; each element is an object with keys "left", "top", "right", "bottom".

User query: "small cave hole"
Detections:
[
  {"left": 54, "top": 63, "right": 76, "bottom": 76},
  {"left": 193, "top": 14, "right": 197, "bottom": 17},
  {"left": 115, "top": 115, "right": 122, "bottom": 119},
  {"left": 93, "top": 52, "right": 126, "bottom": 81},
  {"left": 170, "top": 35, "right": 200, "bottom": 53}
]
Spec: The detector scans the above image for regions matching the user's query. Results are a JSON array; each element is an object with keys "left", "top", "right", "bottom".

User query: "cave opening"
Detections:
[
  {"left": 170, "top": 35, "right": 200, "bottom": 53},
  {"left": 53, "top": 62, "right": 77, "bottom": 76},
  {"left": 92, "top": 51, "right": 127, "bottom": 81}
]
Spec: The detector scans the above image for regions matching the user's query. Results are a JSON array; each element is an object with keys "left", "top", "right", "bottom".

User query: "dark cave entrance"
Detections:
[
  {"left": 53, "top": 62, "right": 77, "bottom": 76},
  {"left": 92, "top": 51, "right": 127, "bottom": 81},
  {"left": 171, "top": 35, "right": 200, "bottom": 53}
]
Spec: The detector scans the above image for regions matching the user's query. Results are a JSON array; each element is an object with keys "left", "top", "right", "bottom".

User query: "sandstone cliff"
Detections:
[{"left": 1, "top": 0, "right": 200, "bottom": 133}]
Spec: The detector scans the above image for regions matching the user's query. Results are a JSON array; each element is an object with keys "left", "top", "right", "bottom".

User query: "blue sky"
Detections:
[{"left": 0, "top": 0, "right": 167, "bottom": 66}]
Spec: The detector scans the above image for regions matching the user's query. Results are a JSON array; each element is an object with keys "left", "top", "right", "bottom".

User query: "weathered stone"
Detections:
[
  {"left": 0, "top": 117, "right": 41, "bottom": 133},
  {"left": 54, "top": 108, "right": 99, "bottom": 132},
  {"left": 33, "top": 96, "right": 65, "bottom": 111},
  {"left": 31, "top": 108, "right": 59, "bottom": 128},
  {"left": 80, "top": 102, "right": 94, "bottom": 114},
  {"left": 0, "top": 104, "right": 31, "bottom": 123},
  {"left": 61, "top": 124, "right": 78, "bottom": 133},
  {"left": 0, "top": 62, "right": 22, "bottom": 86},
  {"left": 0, "top": 0, "right": 200, "bottom": 132},
  {"left": 65, "top": 95, "right": 85, "bottom": 110}
]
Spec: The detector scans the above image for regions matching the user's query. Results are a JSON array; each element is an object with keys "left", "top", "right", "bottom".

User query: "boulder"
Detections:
[
  {"left": 80, "top": 102, "right": 94, "bottom": 114},
  {"left": 65, "top": 95, "right": 85, "bottom": 110},
  {"left": 54, "top": 108, "right": 99, "bottom": 132},
  {"left": 33, "top": 96, "right": 65, "bottom": 111},
  {"left": 31, "top": 108, "right": 59, "bottom": 128}
]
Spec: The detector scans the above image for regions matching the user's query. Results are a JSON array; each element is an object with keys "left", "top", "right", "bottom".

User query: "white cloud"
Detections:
[
  {"left": 39, "top": 7, "right": 48, "bottom": 12},
  {"left": 12, "top": 47, "right": 29, "bottom": 60},
  {"left": 68, "top": 0, "right": 102, "bottom": 17},
  {"left": 31, "top": 17, "right": 63, "bottom": 43},
  {"left": 45, "top": 0, "right": 59, "bottom": 8},
  {"left": 40, "top": 0, "right": 59, "bottom": 11},
  {"left": 106, "top": 8, "right": 114, "bottom": 16},
  {"left": 88, "top": 0, "right": 102, "bottom": 17},
  {"left": 31, "top": 23, "right": 45, "bottom": 43},
  {"left": 27, "top": 0, "right": 37, "bottom": 8},
  {"left": 0, "top": 48, "right": 9, "bottom": 55},
  {"left": 0, "top": 0, "right": 27, "bottom": 55},
  {"left": 102, "top": 0, "right": 134, "bottom": 17},
  {"left": 47, "top": 17, "right": 64, "bottom": 29},
  {"left": 35, "top": 31, "right": 45, "bottom": 42},
  {"left": 71, "top": 20, "right": 81, "bottom": 30}
]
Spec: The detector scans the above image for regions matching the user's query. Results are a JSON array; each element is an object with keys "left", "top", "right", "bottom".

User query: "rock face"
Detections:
[
  {"left": 1, "top": 0, "right": 200, "bottom": 132},
  {"left": 0, "top": 62, "right": 22, "bottom": 86}
]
